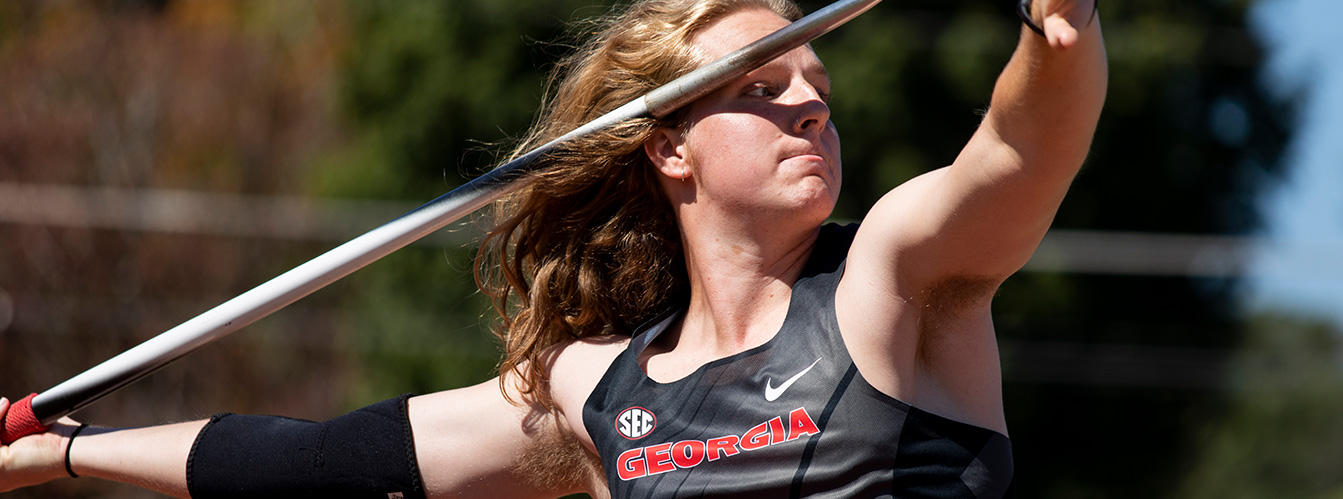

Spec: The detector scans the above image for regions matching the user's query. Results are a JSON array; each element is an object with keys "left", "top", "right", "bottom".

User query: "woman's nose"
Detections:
[{"left": 791, "top": 85, "right": 830, "bottom": 135}]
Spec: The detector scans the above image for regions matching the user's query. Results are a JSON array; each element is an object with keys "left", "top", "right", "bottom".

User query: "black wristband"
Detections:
[
  {"left": 1017, "top": 0, "right": 1046, "bottom": 37},
  {"left": 1018, "top": 0, "right": 1100, "bottom": 39},
  {"left": 64, "top": 423, "right": 88, "bottom": 478}
]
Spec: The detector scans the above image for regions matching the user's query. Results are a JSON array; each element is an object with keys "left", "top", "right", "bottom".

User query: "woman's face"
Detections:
[{"left": 666, "top": 8, "right": 842, "bottom": 224}]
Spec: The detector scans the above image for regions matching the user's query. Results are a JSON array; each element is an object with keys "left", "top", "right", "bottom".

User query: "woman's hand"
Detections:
[
  {"left": 1030, "top": 0, "right": 1099, "bottom": 49},
  {"left": 0, "top": 397, "right": 76, "bottom": 492}
]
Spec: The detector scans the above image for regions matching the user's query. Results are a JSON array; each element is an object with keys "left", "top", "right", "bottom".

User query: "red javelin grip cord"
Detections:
[{"left": 1, "top": 393, "right": 49, "bottom": 444}]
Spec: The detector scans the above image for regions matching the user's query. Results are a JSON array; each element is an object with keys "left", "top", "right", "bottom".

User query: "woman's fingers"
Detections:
[
  {"left": 1044, "top": 13, "right": 1081, "bottom": 48},
  {"left": 0, "top": 398, "right": 73, "bottom": 492}
]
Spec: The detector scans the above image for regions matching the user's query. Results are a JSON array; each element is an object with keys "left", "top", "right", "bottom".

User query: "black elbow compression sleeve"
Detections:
[{"left": 186, "top": 394, "right": 425, "bottom": 499}]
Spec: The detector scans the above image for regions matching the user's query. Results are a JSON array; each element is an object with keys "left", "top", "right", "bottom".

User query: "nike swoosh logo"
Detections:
[{"left": 764, "top": 357, "right": 822, "bottom": 401}]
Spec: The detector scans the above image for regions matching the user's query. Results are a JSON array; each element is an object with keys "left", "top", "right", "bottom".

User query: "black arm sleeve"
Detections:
[{"left": 186, "top": 394, "right": 425, "bottom": 499}]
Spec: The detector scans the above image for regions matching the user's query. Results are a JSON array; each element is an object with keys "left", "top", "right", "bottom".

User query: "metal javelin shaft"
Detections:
[{"left": 23, "top": 0, "right": 881, "bottom": 426}]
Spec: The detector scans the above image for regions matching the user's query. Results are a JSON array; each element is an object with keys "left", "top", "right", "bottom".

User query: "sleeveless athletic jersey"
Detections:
[{"left": 583, "top": 223, "right": 1015, "bottom": 498}]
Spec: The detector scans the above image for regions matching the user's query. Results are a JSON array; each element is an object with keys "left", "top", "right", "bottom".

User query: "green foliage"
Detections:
[
  {"left": 1175, "top": 314, "right": 1343, "bottom": 499},
  {"left": 311, "top": 0, "right": 614, "bottom": 403},
  {"left": 338, "top": 245, "right": 500, "bottom": 403},
  {"left": 317, "top": 0, "right": 604, "bottom": 200},
  {"left": 934, "top": 8, "right": 1016, "bottom": 103},
  {"left": 304, "top": 1, "right": 614, "bottom": 405}
]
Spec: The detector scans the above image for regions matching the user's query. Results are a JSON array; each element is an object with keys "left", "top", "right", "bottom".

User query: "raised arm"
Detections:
[
  {"left": 852, "top": 0, "right": 1107, "bottom": 290},
  {"left": 835, "top": 0, "right": 1105, "bottom": 431}
]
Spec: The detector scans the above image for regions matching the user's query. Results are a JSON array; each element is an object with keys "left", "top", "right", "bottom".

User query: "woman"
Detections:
[{"left": 0, "top": 0, "right": 1105, "bottom": 496}]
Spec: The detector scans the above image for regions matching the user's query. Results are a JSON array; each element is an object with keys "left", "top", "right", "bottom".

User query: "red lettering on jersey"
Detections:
[
  {"left": 671, "top": 440, "right": 706, "bottom": 468},
  {"left": 768, "top": 416, "right": 786, "bottom": 444},
  {"left": 705, "top": 435, "right": 741, "bottom": 461},
  {"left": 616, "top": 407, "right": 821, "bottom": 481},
  {"left": 645, "top": 443, "right": 675, "bottom": 475},
  {"left": 741, "top": 421, "right": 771, "bottom": 450},
  {"left": 786, "top": 407, "right": 820, "bottom": 441},
  {"left": 617, "top": 448, "right": 647, "bottom": 480}
]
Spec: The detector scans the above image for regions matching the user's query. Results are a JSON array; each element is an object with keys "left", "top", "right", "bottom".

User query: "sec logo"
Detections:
[{"left": 616, "top": 406, "right": 657, "bottom": 440}]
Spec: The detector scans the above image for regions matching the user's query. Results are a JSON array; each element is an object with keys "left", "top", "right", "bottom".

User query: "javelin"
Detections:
[{"left": 0, "top": 0, "right": 882, "bottom": 443}]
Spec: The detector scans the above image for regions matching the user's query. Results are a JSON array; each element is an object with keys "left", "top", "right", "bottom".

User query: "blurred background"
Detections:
[{"left": 1, "top": 0, "right": 1339, "bottom": 497}]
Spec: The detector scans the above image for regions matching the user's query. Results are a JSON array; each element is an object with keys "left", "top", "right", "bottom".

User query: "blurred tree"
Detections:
[
  {"left": 1175, "top": 313, "right": 1343, "bottom": 498},
  {"left": 0, "top": 1, "right": 353, "bottom": 497},
  {"left": 312, "top": 0, "right": 620, "bottom": 402}
]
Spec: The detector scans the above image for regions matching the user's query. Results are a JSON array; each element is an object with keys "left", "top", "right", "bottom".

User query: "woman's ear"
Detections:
[{"left": 644, "top": 126, "right": 691, "bottom": 181}]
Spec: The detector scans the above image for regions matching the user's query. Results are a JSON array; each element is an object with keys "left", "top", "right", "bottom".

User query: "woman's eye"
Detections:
[{"left": 745, "top": 84, "right": 776, "bottom": 98}]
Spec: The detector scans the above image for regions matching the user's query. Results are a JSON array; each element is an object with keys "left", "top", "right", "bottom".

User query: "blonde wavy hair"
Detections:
[{"left": 476, "top": 0, "right": 802, "bottom": 408}]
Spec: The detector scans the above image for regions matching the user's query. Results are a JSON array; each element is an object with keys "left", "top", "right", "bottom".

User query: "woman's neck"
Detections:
[{"left": 641, "top": 222, "right": 819, "bottom": 381}]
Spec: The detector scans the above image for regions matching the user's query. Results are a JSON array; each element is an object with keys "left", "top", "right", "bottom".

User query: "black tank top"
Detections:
[{"left": 582, "top": 224, "right": 1015, "bottom": 498}]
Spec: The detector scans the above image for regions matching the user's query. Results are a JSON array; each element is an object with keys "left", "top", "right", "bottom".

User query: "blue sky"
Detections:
[{"left": 1245, "top": 0, "right": 1343, "bottom": 325}]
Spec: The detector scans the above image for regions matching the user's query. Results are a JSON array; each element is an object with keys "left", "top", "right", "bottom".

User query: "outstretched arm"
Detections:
[
  {"left": 65, "top": 420, "right": 206, "bottom": 497},
  {"left": 0, "top": 396, "right": 202, "bottom": 497},
  {"left": 2, "top": 378, "right": 594, "bottom": 498},
  {"left": 410, "top": 378, "right": 600, "bottom": 498}
]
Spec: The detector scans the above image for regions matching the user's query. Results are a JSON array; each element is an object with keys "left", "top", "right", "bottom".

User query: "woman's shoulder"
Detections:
[
  {"left": 546, "top": 335, "right": 630, "bottom": 425},
  {"left": 550, "top": 334, "right": 629, "bottom": 375}
]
